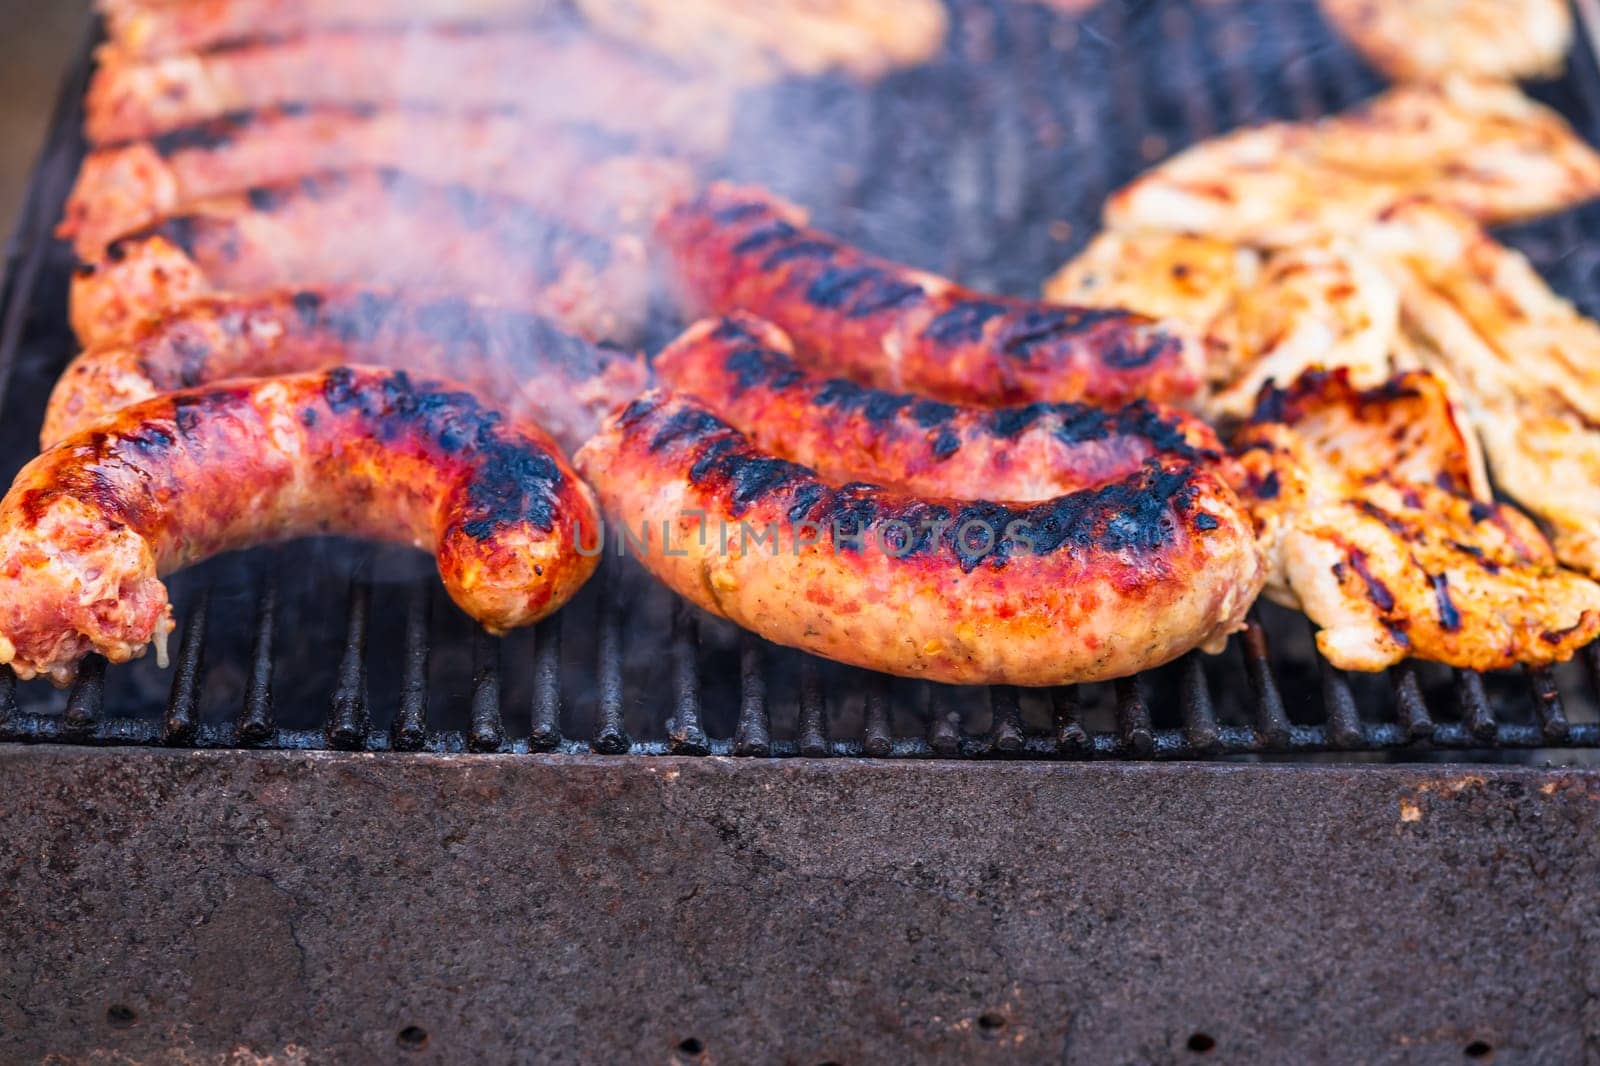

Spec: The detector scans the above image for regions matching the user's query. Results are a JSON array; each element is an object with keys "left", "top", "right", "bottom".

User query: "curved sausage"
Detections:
[
  {"left": 69, "top": 168, "right": 650, "bottom": 346},
  {"left": 655, "top": 312, "right": 1225, "bottom": 500},
  {"left": 0, "top": 367, "right": 599, "bottom": 686},
  {"left": 656, "top": 182, "right": 1205, "bottom": 408},
  {"left": 43, "top": 287, "right": 651, "bottom": 453},
  {"left": 573, "top": 389, "right": 1265, "bottom": 686}
]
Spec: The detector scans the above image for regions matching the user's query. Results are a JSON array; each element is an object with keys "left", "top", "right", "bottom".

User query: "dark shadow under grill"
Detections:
[{"left": 4, "top": 0, "right": 1600, "bottom": 761}]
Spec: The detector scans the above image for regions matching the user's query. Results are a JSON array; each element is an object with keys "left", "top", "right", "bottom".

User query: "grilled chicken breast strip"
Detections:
[
  {"left": 1362, "top": 199, "right": 1600, "bottom": 578},
  {"left": 1107, "top": 79, "right": 1600, "bottom": 245},
  {"left": 0, "top": 367, "right": 599, "bottom": 686},
  {"left": 575, "top": 389, "right": 1263, "bottom": 686},
  {"left": 69, "top": 168, "right": 651, "bottom": 346},
  {"left": 1048, "top": 230, "right": 1402, "bottom": 420},
  {"left": 61, "top": 107, "right": 697, "bottom": 258},
  {"left": 574, "top": 0, "right": 947, "bottom": 81},
  {"left": 1232, "top": 368, "right": 1600, "bottom": 672},
  {"left": 43, "top": 288, "right": 650, "bottom": 454},
  {"left": 1320, "top": 0, "right": 1572, "bottom": 82},
  {"left": 659, "top": 182, "right": 1205, "bottom": 408}
]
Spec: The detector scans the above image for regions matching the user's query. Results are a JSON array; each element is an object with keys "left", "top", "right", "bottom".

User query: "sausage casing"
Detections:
[
  {"left": 655, "top": 313, "right": 1224, "bottom": 500},
  {"left": 69, "top": 168, "right": 650, "bottom": 346},
  {"left": 574, "top": 390, "right": 1264, "bottom": 686},
  {"left": 657, "top": 182, "right": 1205, "bottom": 408},
  {"left": 1, "top": 367, "right": 599, "bottom": 685},
  {"left": 44, "top": 288, "right": 650, "bottom": 453}
]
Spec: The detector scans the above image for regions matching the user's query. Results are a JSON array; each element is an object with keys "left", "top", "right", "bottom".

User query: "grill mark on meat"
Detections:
[
  {"left": 635, "top": 397, "right": 1202, "bottom": 571},
  {"left": 922, "top": 300, "right": 1008, "bottom": 344},
  {"left": 1432, "top": 572, "right": 1461, "bottom": 631},
  {"left": 1347, "top": 548, "right": 1397, "bottom": 612},
  {"left": 318, "top": 367, "right": 565, "bottom": 535},
  {"left": 697, "top": 334, "right": 1206, "bottom": 460}
]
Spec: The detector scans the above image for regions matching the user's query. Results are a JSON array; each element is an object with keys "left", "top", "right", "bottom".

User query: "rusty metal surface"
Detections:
[{"left": 2, "top": 745, "right": 1598, "bottom": 1064}]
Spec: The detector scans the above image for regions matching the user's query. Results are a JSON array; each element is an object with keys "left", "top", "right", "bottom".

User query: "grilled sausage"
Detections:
[
  {"left": 0, "top": 367, "right": 599, "bottom": 686},
  {"left": 655, "top": 313, "right": 1225, "bottom": 500},
  {"left": 99, "top": 0, "right": 556, "bottom": 60},
  {"left": 60, "top": 107, "right": 698, "bottom": 258},
  {"left": 573, "top": 390, "right": 1265, "bottom": 686},
  {"left": 69, "top": 168, "right": 650, "bottom": 346},
  {"left": 656, "top": 182, "right": 1205, "bottom": 408},
  {"left": 42, "top": 288, "right": 650, "bottom": 453},
  {"left": 85, "top": 28, "right": 735, "bottom": 152}
]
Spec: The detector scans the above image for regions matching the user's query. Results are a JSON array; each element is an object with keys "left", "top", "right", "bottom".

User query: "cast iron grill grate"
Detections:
[{"left": 3, "top": 0, "right": 1600, "bottom": 760}]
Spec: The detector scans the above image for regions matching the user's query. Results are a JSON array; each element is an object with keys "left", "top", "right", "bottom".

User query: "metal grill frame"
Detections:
[{"left": 1, "top": 2, "right": 1600, "bottom": 762}]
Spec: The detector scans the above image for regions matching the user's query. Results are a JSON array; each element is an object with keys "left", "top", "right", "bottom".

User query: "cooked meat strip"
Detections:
[
  {"left": 574, "top": 389, "right": 1264, "bottom": 686},
  {"left": 1232, "top": 368, "right": 1600, "bottom": 672},
  {"left": 61, "top": 107, "right": 697, "bottom": 258},
  {"left": 1107, "top": 79, "right": 1600, "bottom": 245},
  {"left": 43, "top": 288, "right": 650, "bottom": 454},
  {"left": 85, "top": 27, "right": 735, "bottom": 152},
  {"left": 0, "top": 367, "right": 600, "bottom": 686},
  {"left": 1048, "top": 231, "right": 1402, "bottom": 420},
  {"left": 1362, "top": 199, "right": 1600, "bottom": 577},
  {"left": 1320, "top": 0, "right": 1572, "bottom": 82},
  {"left": 658, "top": 182, "right": 1204, "bottom": 408},
  {"left": 573, "top": 0, "right": 947, "bottom": 81},
  {"left": 69, "top": 168, "right": 651, "bottom": 346},
  {"left": 97, "top": 0, "right": 555, "bottom": 60},
  {"left": 654, "top": 312, "right": 1226, "bottom": 500}
]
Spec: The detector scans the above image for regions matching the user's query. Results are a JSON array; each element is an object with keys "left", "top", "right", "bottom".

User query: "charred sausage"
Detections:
[
  {"left": 60, "top": 107, "right": 696, "bottom": 258},
  {"left": 0, "top": 367, "right": 599, "bottom": 685},
  {"left": 99, "top": 0, "right": 556, "bottom": 60},
  {"left": 655, "top": 313, "right": 1224, "bottom": 500},
  {"left": 86, "top": 28, "right": 734, "bottom": 152},
  {"left": 656, "top": 182, "right": 1205, "bottom": 408},
  {"left": 69, "top": 168, "right": 650, "bottom": 346},
  {"left": 43, "top": 288, "right": 650, "bottom": 453},
  {"left": 573, "top": 390, "right": 1265, "bottom": 686}
]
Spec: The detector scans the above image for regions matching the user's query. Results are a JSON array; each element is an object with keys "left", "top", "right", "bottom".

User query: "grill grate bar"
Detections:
[
  {"left": 990, "top": 685, "right": 1026, "bottom": 753},
  {"left": 63, "top": 655, "right": 105, "bottom": 732},
  {"left": 861, "top": 672, "right": 892, "bottom": 757},
  {"left": 591, "top": 563, "right": 630, "bottom": 753},
  {"left": 1052, "top": 686, "right": 1090, "bottom": 754},
  {"left": 468, "top": 628, "right": 505, "bottom": 752},
  {"left": 668, "top": 601, "right": 710, "bottom": 754},
  {"left": 1114, "top": 676, "right": 1155, "bottom": 755},
  {"left": 732, "top": 635, "right": 772, "bottom": 755},
  {"left": 391, "top": 585, "right": 429, "bottom": 751},
  {"left": 1453, "top": 669, "right": 1497, "bottom": 741},
  {"left": 1317, "top": 652, "right": 1365, "bottom": 749},
  {"left": 1526, "top": 666, "right": 1571, "bottom": 743},
  {"left": 529, "top": 616, "right": 563, "bottom": 751},
  {"left": 162, "top": 589, "right": 210, "bottom": 746},
  {"left": 796, "top": 658, "right": 829, "bottom": 756},
  {"left": 239, "top": 579, "right": 277, "bottom": 745},
  {"left": 928, "top": 686, "right": 962, "bottom": 755},
  {"left": 1390, "top": 662, "right": 1435, "bottom": 742},
  {"left": 1241, "top": 617, "right": 1291, "bottom": 746},
  {"left": 0, "top": 665, "right": 15, "bottom": 723},
  {"left": 1178, "top": 653, "right": 1220, "bottom": 752},
  {"left": 326, "top": 576, "right": 371, "bottom": 750},
  {"left": 3, "top": 713, "right": 1593, "bottom": 757}
]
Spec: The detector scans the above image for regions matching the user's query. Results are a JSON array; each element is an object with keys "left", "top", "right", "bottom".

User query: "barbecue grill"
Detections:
[{"left": 4, "top": 2, "right": 1600, "bottom": 1063}]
